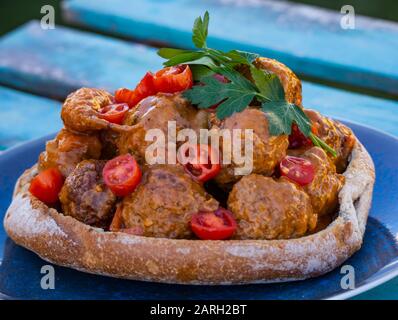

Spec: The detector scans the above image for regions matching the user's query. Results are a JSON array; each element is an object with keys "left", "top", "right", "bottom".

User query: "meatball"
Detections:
[
  {"left": 227, "top": 174, "right": 316, "bottom": 240},
  {"left": 38, "top": 128, "right": 102, "bottom": 177},
  {"left": 254, "top": 57, "right": 303, "bottom": 106},
  {"left": 211, "top": 108, "right": 288, "bottom": 188},
  {"left": 61, "top": 87, "right": 128, "bottom": 133},
  {"left": 120, "top": 164, "right": 219, "bottom": 238},
  {"left": 305, "top": 109, "right": 355, "bottom": 173},
  {"left": 301, "top": 147, "right": 345, "bottom": 217},
  {"left": 59, "top": 160, "right": 117, "bottom": 228},
  {"left": 118, "top": 93, "right": 208, "bottom": 164},
  {"left": 99, "top": 130, "right": 119, "bottom": 159},
  {"left": 237, "top": 57, "right": 302, "bottom": 106}
]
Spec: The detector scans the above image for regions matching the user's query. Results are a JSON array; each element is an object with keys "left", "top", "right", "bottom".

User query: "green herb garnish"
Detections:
[{"left": 157, "top": 12, "right": 337, "bottom": 157}]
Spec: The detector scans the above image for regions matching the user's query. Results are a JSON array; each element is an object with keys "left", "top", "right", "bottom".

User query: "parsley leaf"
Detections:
[
  {"left": 183, "top": 75, "right": 229, "bottom": 108},
  {"left": 192, "top": 11, "right": 209, "bottom": 49},
  {"left": 157, "top": 48, "right": 190, "bottom": 59},
  {"left": 183, "top": 74, "right": 257, "bottom": 119},
  {"left": 157, "top": 11, "right": 337, "bottom": 156},
  {"left": 216, "top": 90, "right": 256, "bottom": 119},
  {"left": 250, "top": 67, "right": 284, "bottom": 101},
  {"left": 163, "top": 51, "right": 205, "bottom": 67},
  {"left": 225, "top": 50, "right": 259, "bottom": 65},
  {"left": 261, "top": 101, "right": 311, "bottom": 136},
  {"left": 189, "top": 65, "right": 214, "bottom": 81}
]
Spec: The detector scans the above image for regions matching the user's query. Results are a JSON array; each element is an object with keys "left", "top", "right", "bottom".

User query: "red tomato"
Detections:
[
  {"left": 115, "top": 72, "right": 156, "bottom": 108},
  {"left": 103, "top": 154, "right": 142, "bottom": 197},
  {"left": 280, "top": 156, "right": 315, "bottom": 186},
  {"left": 288, "top": 123, "right": 319, "bottom": 149},
  {"left": 99, "top": 103, "right": 129, "bottom": 124},
  {"left": 288, "top": 123, "right": 313, "bottom": 149},
  {"left": 191, "top": 208, "right": 237, "bottom": 240},
  {"left": 179, "top": 144, "right": 221, "bottom": 183},
  {"left": 29, "top": 168, "right": 64, "bottom": 204},
  {"left": 153, "top": 65, "right": 193, "bottom": 93}
]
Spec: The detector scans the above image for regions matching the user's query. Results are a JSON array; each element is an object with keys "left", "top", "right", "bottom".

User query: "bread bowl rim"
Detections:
[{"left": 3, "top": 135, "right": 375, "bottom": 285}]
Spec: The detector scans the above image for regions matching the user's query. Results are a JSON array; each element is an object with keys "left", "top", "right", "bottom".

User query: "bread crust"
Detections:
[{"left": 3, "top": 138, "right": 375, "bottom": 284}]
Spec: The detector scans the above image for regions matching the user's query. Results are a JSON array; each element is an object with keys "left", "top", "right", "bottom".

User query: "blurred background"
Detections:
[{"left": 1, "top": 0, "right": 398, "bottom": 36}]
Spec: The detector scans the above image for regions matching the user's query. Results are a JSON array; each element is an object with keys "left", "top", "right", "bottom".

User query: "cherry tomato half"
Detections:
[
  {"left": 99, "top": 103, "right": 129, "bottom": 124},
  {"left": 153, "top": 65, "right": 193, "bottom": 93},
  {"left": 191, "top": 208, "right": 237, "bottom": 240},
  {"left": 103, "top": 154, "right": 142, "bottom": 197},
  {"left": 280, "top": 156, "right": 315, "bottom": 186},
  {"left": 178, "top": 144, "right": 221, "bottom": 183},
  {"left": 115, "top": 72, "right": 156, "bottom": 108},
  {"left": 29, "top": 168, "right": 64, "bottom": 205}
]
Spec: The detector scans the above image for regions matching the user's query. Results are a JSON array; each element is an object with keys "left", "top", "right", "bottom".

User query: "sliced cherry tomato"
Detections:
[
  {"left": 29, "top": 168, "right": 64, "bottom": 204},
  {"left": 153, "top": 65, "right": 193, "bottom": 93},
  {"left": 115, "top": 72, "right": 156, "bottom": 108},
  {"left": 205, "top": 74, "right": 229, "bottom": 113},
  {"left": 103, "top": 154, "right": 142, "bottom": 197},
  {"left": 280, "top": 156, "right": 315, "bottom": 186},
  {"left": 99, "top": 103, "right": 129, "bottom": 124},
  {"left": 178, "top": 144, "right": 221, "bottom": 183},
  {"left": 191, "top": 208, "right": 237, "bottom": 240}
]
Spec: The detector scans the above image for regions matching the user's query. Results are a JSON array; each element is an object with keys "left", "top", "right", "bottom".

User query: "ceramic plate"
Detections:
[{"left": 0, "top": 120, "right": 397, "bottom": 300}]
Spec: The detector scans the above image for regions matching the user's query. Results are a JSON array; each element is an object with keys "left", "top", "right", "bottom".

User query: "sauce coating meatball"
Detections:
[
  {"left": 59, "top": 160, "right": 116, "bottom": 228},
  {"left": 305, "top": 109, "right": 355, "bottom": 173},
  {"left": 227, "top": 174, "right": 316, "bottom": 240},
  {"left": 38, "top": 128, "right": 102, "bottom": 177},
  {"left": 118, "top": 93, "right": 208, "bottom": 164},
  {"left": 120, "top": 164, "right": 219, "bottom": 238},
  {"left": 254, "top": 57, "right": 303, "bottom": 106},
  {"left": 301, "top": 147, "right": 345, "bottom": 217},
  {"left": 211, "top": 108, "right": 288, "bottom": 188}
]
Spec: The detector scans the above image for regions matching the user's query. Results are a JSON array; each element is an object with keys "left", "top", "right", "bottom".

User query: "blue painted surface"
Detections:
[
  {"left": 303, "top": 83, "right": 398, "bottom": 138},
  {"left": 64, "top": 0, "right": 398, "bottom": 94},
  {"left": 0, "top": 86, "right": 61, "bottom": 150},
  {"left": 0, "top": 21, "right": 162, "bottom": 99},
  {"left": 0, "top": 122, "right": 397, "bottom": 299}
]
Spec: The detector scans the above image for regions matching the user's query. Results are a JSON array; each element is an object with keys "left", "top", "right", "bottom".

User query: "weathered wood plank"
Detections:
[
  {"left": 303, "top": 82, "right": 398, "bottom": 137},
  {"left": 0, "top": 21, "right": 162, "bottom": 99},
  {"left": 63, "top": 0, "right": 398, "bottom": 95},
  {"left": 0, "top": 21, "right": 397, "bottom": 143},
  {"left": 0, "top": 86, "right": 61, "bottom": 149}
]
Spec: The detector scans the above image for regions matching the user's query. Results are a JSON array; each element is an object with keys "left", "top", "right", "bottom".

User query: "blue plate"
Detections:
[{"left": 0, "top": 120, "right": 397, "bottom": 300}]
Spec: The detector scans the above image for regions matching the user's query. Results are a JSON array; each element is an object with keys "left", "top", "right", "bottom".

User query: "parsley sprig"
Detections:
[{"left": 157, "top": 12, "right": 336, "bottom": 157}]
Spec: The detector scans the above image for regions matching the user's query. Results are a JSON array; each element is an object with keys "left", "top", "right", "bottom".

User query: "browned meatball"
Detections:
[
  {"left": 118, "top": 93, "right": 208, "bottom": 164},
  {"left": 59, "top": 160, "right": 117, "bottom": 228},
  {"left": 237, "top": 57, "right": 302, "bottom": 106},
  {"left": 305, "top": 109, "right": 355, "bottom": 173},
  {"left": 254, "top": 57, "right": 303, "bottom": 106},
  {"left": 38, "top": 128, "right": 102, "bottom": 177},
  {"left": 61, "top": 88, "right": 129, "bottom": 133},
  {"left": 228, "top": 174, "right": 316, "bottom": 240},
  {"left": 120, "top": 164, "right": 219, "bottom": 238},
  {"left": 301, "top": 147, "right": 345, "bottom": 217},
  {"left": 211, "top": 108, "right": 288, "bottom": 188}
]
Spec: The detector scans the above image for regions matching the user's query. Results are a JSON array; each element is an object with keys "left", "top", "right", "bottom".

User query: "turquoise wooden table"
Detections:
[{"left": 0, "top": 0, "right": 397, "bottom": 299}]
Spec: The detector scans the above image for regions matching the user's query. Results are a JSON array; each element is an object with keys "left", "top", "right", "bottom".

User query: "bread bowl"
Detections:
[{"left": 3, "top": 12, "right": 375, "bottom": 285}]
